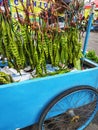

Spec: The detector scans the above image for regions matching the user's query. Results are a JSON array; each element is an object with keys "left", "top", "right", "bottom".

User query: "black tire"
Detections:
[{"left": 38, "top": 85, "right": 98, "bottom": 130}]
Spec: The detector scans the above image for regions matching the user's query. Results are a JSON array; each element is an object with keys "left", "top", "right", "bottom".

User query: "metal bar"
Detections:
[
  {"left": 82, "top": 13, "right": 94, "bottom": 56},
  {"left": 82, "top": 3, "right": 95, "bottom": 56}
]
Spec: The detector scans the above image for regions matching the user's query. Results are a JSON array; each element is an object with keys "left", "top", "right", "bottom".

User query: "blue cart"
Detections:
[{"left": 0, "top": 8, "right": 98, "bottom": 130}]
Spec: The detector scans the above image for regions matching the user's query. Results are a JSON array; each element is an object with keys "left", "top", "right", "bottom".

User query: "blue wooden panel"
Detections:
[{"left": 0, "top": 67, "right": 98, "bottom": 129}]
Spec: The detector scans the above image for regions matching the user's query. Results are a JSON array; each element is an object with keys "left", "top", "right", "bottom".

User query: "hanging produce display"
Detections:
[{"left": 0, "top": 0, "right": 84, "bottom": 84}]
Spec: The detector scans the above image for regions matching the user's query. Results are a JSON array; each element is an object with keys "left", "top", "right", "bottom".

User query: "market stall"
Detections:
[{"left": 0, "top": 1, "right": 98, "bottom": 130}]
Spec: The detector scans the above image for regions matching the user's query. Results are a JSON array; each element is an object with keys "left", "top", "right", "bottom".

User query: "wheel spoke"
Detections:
[{"left": 39, "top": 86, "right": 98, "bottom": 130}]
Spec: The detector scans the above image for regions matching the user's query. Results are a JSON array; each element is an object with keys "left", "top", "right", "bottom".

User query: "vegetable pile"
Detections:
[
  {"left": 0, "top": 0, "right": 84, "bottom": 83},
  {"left": 0, "top": 71, "right": 13, "bottom": 84},
  {"left": 86, "top": 50, "right": 98, "bottom": 63}
]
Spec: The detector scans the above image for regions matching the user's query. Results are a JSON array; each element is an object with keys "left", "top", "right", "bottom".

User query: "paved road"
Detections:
[{"left": 82, "top": 31, "right": 98, "bottom": 55}]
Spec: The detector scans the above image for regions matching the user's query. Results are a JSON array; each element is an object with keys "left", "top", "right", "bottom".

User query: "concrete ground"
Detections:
[{"left": 82, "top": 31, "right": 98, "bottom": 55}]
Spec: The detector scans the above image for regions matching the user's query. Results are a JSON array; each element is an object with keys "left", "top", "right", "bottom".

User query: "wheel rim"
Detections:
[{"left": 39, "top": 87, "right": 98, "bottom": 130}]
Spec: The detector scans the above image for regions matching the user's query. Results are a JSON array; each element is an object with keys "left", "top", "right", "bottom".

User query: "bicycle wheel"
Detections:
[{"left": 38, "top": 85, "right": 98, "bottom": 130}]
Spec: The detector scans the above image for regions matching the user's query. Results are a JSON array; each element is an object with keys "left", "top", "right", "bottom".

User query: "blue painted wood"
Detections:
[{"left": 0, "top": 67, "right": 98, "bottom": 130}]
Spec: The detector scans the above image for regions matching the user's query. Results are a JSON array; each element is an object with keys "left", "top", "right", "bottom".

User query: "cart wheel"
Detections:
[{"left": 38, "top": 85, "right": 98, "bottom": 130}]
